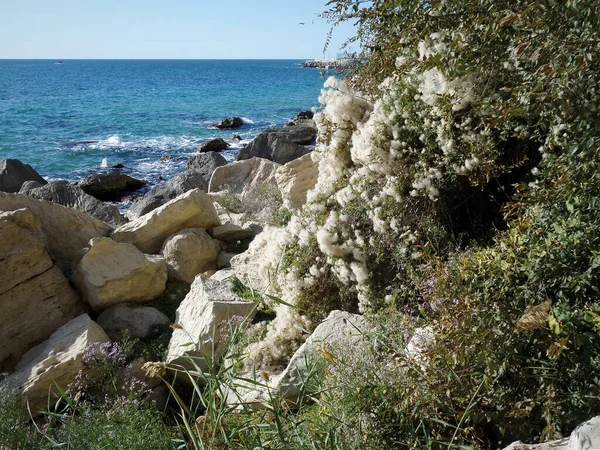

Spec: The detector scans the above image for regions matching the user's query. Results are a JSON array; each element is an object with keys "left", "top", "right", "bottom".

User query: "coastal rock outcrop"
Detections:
[
  {"left": 72, "top": 237, "right": 167, "bottom": 311},
  {"left": 79, "top": 173, "right": 146, "bottom": 201},
  {"left": 160, "top": 228, "right": 221, "bottom": 284},
  {"left": 20, "top": 180, "right": 126, "bottom": 226},
  {"left": 212, "top": 117, "right": 243, "bottom": 129},
  {"left": 96, "top": 304, "right": 170, "bottom": 341},
  {"left": 186, "top": 151, "right": 228, "bottom": 184},
  {"left": 0, "top": 208, "right": 86, "bottom": 373},
  {"left": 237, "top": 126, "right": 316, "bottom": 165},
  {"left": 112, "top": 189, "right": 221, "bottom": 254},
  {"left": 0, "top": 192, "right": 112, "bottom": 273},
  {"left": 502, "top": 416, "right": 600, "bottom": 449},
  {"left": 166, "top": 277, "right": 255, "bottom": 375},
  {"left": 0, "top": 315, "right": 110, "bottom": 415},
  {"left": 275, "top": 153, "right": 319, "bottom": 210},
  {"left": 0, "top": 159, "right": 47, "bottom": 193},
  {"left": 197, "top": 138, "right": 228, "bottom": 153},
  {"left": 208, "top": 157, "right": 280, "bottom": 197}
]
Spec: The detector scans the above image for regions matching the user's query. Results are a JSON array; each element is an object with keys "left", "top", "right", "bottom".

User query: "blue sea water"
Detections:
[{"left": 0, "top": 59, "right": 326, "bottom": 187}]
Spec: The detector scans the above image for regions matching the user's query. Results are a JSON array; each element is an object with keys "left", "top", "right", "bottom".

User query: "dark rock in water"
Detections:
[
  {"left": 126, "top": 152, "right": 227, "bottom": 220},
  {"left": 0, "top": 159, "right": 47, "bottom": 193},
  {"left": 294, "top": 110, "right": 314, "bottom": 121},
  {"left": 20, "top": 180, "right": 126, "bottom": 227},
  {"left": 197, "top": 138, "right": 228, "bottom": 153},
  {"left": 79, "top": 173, "right": 146, "bottom": 201},
  {"left": 237, "top": 126, "right": 317, "bottom": 165},
  {"left": 212, "top": 117, "right": 243, "bottom": 129},
  {"left": 111, "top": 163, "right": 125, "bottom": 169},
  {"left": 231, "top": 134, "right": 242, "bottom": 141}
]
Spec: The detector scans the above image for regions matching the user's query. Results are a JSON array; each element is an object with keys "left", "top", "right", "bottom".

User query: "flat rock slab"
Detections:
[
  {"left": 73, "top": 237, "right": 167, "bottom": 311},
  {"left": 0, "top": 159, "right": 47, "bottom": 193},
  {"left": 0, "top": 315, "right": 110, "bottom": 415},
  {"left": 210, "top": 223, "right": 255, "bottom": 242},
  {"left": 166, "top": 277, "right": 254, "bottom": 376},
  {"left": 112, "top": 189, "right": 221, "bottom": 254},
  {"left": 0, "top": 192, "right": 112, "bottom": 273}
]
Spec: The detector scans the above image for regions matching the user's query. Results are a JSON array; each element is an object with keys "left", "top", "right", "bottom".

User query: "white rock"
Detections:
[
  {"left": 0, "top": 192, "right": 112, "bottom": 273},
  {"left": 166, "top": 277, "right": 255, "bottom": 376},
  {"left": 275, "top": 153, "right": 319, "bottom": 210},
  {"left": 208, "top": 157, "right": 280, "bottom": 198},
  {"left": 210, "top": 223, "right": 255, "bottom": 243},
  {"left": 502, "top": 416, "right": 600, "bottom": 449},
  {"left": 0, "top": 315, "right": 110, "bottom": 415},
  {"left": 72, "top": 237, "right": 167, "bottom": 311},
  {"left": 210, "top": 268, "right": 235, "bottom": 282},
  {"left": 161, "top": 228, "right": 221, "bottom": 284},
  {"left": 112, "top": 189, "right": 220, "bottom": 254},
  {"left": 96, "top": 304, "right": 170, "bottom": 341}
]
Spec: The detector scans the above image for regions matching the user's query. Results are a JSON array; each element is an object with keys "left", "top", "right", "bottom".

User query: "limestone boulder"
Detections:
[
  {"left": 237, "top": 131, "right": 313, "bottom": 165},
  {"left": 96, "top": 304, "right": 170, "bottom": 341},
  {"left": 126, "top": 171, "right": 209, "bottom": 220},
  {"left": 161, "top": 228, "right": 221, "bottom": 284},
  {"left": 166, "top": 277, "right": 255, "bottom": 375},
  {"left": 210, "top": 268, "right": 235, "bottom": 283},
  {"left": 275, "top": 153, "right": 319, "bottom": 210},
  {"left": 18, "top": 180, "right": 44, "bottom": 191},
  {"left": 79, "top": 173, "right": 146, "bottom": 201},
  {"left": 0, "top": 192, "right": 112, "bottom": 273},
  {"left": 503, "top": 416, "right": 600, "bottom": 450},
  {"left": 0, "top": 315, "right": 110, "bottom": 415},
  {"left": 72, "top": 237, "right": 167, "bottom": 311},
  {"left": 197, "top": 138, "right": 228, "bottom": 153},
  {"left": 20, "top": 180, "right": 126, "bottom": 226},
  {"left": 112, "top": 189, "right": 221, "bottom": 254},
  {"left": 0, "top": 159, "right": 47, "bottom": 193},
  {"left": 208, "top": 157, "right": 280, "bottom": 197}
]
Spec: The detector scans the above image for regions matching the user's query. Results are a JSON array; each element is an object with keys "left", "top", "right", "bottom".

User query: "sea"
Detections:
[{"left": 0, "top": 59, "right": 326, "bottom": 189}]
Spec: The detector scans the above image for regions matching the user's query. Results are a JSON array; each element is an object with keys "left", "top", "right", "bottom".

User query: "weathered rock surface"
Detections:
[
  {"left": 212, "top": 117, "right": 243, "bottom": 129},
  {"left": 166, "top": 277, "right": 254, "bottom": 375},
  {"left": 210, "top": 268, "right": 235, "bottom": 282},
  {"left": 0, "top": 159, "right": 47, "bottom": 193},
  {"left": 503, "top": 416, "right": 600, "bottom": 450},
  {"left": 210, "top": 223, "right": 255, "bottom": 242},
  {"left": 187, "top": 152, "right": 228, "bottom": 183},
  {"left": 19, "top": 180, "right": 44, "bottom": 191},
  {"left": 0, "top": 266, "right": 86, "bottom": 374},
  {"left": 208, "top": 157, "right": 280, "bottom": 197},
  {"left": 126, "top": 171, "right": 209, "bottom": 220},
  {"left": 0, "top": 192, "right": 112, "bottom": 272},
  {"left": 79, "top": 173, "right": 146, "bottom": 201},
  {"left": 237, "top": 127, "right": 315, "bottom": 165},
  {"left": 96, "top": 304, "right": 170, "bottom": 341},
  {"left": 72, "top": 237, "right": 167, "bottom": 311},
  {"left": 227, "top": 310, "right": 365, "bottom": 409},
  {"left": 113, "top": 189, "right": 221, "bottom": 254},
  {"left": 217, "top": 252, "right": 236, "bottom": 269},
  {"left": 275, "top": 153, "right": 319, "bottom": 210},
  {"left": 0, "top": 315, "right": 110, "bottom": 414},
  {"left": 161, "top": 228, "right": 221, "bottom": 284},
  {"left": 197, "top": 138, "right": 228, "bottom": 153},
  {"left": 20, "top": 180, "right": 126, "bottom": 226}
]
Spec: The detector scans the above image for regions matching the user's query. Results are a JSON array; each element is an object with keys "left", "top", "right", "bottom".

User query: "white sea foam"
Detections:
[
  {"left": 100, "top": 157, "right": 108, "bottom": 168},
  {"left": 241, "top": 117, "right": 255, "bottom": 124}
]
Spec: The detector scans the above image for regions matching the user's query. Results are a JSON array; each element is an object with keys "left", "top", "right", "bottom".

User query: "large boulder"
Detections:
[
  {"left": 161, "top": 228, "right": 221, "bottom": 284},
  {"left": 187, "top": 151, "right": 228, "bottom": 182},
  {"left": 20, "top": 180, "right": 126, "bottom": 226},
  {"left": 210, "top": 223, "right": 255, "bottom": 243},
  {"left": 0, "top": 159, "right": 47, "bottom": 193},
  {"left": 96, "top": 304, "right": 170, "bottom": 341},
  {"left": 212, "top": 117, "right": 243, "bottom": 129},
  {"left": 0, "top": 315, "right": 110, "bottom": 415},
  {"left": 237, "top": 129, "right": 314, "bottom": 165},
  {"left": 127, "top": 171, "right": 208, "bottom": 220},
  {"left": 72, "top": 237, "right": 167, "bottom": 312},
  {"left": 208, "top": 157, "right": 280, "bottom": 197},
  {"left": 197, "top": 138, "right": 228, "bottom": 153},
  {"left": 503, "top": 416, "right": 600, "bottom": 449},
  {"left": 275, "top": 153, "right": 319, "bottom": 210},
  {"left": 166, "top": 277, "right": 255, "bottom": 375},
  {"left": 0, "top": 192, "right": 112, "bottom": 273},
  {"left": 78, "top": 173, "right": 146, "bottom": 201},
  {"left": 112, "top": 189, "right": 220, "bottom": 254},
  {"left": 0, "top": 209, "right": 86, "bottom": 373}
]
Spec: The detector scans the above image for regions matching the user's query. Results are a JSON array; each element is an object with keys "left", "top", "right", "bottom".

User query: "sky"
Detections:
[{"left": 0, "top": 0, "right": 358, "bottom": 59}]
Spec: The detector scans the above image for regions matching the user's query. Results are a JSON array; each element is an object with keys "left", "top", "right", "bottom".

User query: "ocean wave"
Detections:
[{"left": 241, "top": 117, "right": 255, "bottom": 124}]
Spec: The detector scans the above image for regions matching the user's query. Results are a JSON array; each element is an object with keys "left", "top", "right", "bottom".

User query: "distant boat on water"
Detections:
[{"left": 56, "top": 61, "right": 64, "bottom": 65}]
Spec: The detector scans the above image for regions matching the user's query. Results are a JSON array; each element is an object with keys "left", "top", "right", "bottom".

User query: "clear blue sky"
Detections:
[{"left": 0, "top": 0, "right": 357, "bottom": 59}]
